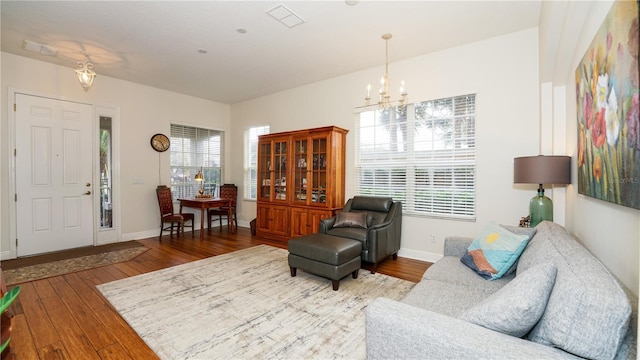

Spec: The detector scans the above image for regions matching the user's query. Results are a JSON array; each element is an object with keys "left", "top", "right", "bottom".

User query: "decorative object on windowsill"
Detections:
[
  {"left": 514, "top": 155, "right": 571, "bottom": 228},
  {"left": 194, "top": 167, "right": 211, "bottom": 198},
  {"left": 75, "top": 56, "right": 96, "bottom": 91},
  {"left": 362, "top": 33, "right": 407, "bottom": 109},
  {"left": 519, "top": 215, "right": 531, "bottom": 228}
]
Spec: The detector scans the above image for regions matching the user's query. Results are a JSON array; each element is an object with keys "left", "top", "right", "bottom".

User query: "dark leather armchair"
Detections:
[{"left": 319, "top": 196, "right": 402, "bottom": 273}]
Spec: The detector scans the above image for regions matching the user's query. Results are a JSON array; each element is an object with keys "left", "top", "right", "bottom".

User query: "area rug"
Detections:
[
  {"left": 2, "top": 243, "right": 148, "bottom": 285},
  {"left": 97, "top": 244, "right": 415, "bottom": 359}
]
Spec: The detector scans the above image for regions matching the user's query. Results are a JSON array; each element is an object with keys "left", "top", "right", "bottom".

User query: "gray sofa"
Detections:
[{"left": 366, "top": 221, "right": 637, "bottom": 360}]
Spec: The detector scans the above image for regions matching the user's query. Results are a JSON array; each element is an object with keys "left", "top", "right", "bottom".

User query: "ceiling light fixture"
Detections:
[
  {"left": 364, "top": 33, "right": 407, "bottom": 109},
  {"left": 75, "top": 56, "right": 96, "bottom": 91}
]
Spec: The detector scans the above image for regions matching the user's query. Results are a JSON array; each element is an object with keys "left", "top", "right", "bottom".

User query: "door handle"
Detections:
[{"left": 83, "top": 191, "right": 92, "bottom": 195}]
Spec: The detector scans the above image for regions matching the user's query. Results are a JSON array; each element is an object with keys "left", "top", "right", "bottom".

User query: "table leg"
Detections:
[
  {"left": 228, "top": 205, "right": 235, "bottom": 234},
  {"left": 179, "top": 204, "right": 184, "bottom": 235},
  {"left": 200, "top": 207, "right": 205, "bottom": 240}
]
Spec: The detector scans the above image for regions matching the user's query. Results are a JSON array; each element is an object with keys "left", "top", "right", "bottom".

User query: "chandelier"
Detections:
[
  {"left": 75, "top": 57, "right": 96, "bottom": 91},
  {"left": 364, "top": 33, "right": 407, "bottom": 109}
]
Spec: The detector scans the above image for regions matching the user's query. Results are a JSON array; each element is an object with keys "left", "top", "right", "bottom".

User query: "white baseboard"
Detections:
[
  {"left": 122, "top": 221, "right": 250, "bottom": 242},
  {"left": 0, "top": 250, "right": 16, "bottom": 261},
  {"left": 122, "top": 229, "right": 160, "bottom": 241},
  {"left": 397, "top": 248, "right": 443, "bottom": 264}
]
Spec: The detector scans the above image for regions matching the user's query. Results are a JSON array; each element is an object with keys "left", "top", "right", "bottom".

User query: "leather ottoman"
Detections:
[{"left": 288, "top": 233, "right": 362, "bottom": 291}]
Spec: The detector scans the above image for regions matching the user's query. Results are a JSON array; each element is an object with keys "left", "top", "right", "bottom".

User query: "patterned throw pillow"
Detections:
[
  {"left": 459, "top": 262, "right": 557, "bottom": 337},
  {"left": 460, "top": 222, "right": 531, "bottom": 280},
  {"left": 333, "top": 212, "right": 368, "bottom": 229}
]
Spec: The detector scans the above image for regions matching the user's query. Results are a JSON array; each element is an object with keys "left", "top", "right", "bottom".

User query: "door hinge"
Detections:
[
  {"left": 14, "top": 148, "right": 16, "bottom": 157},
  {"left": 13, "top": 103, "right": 16, "bottom": 111},
  {"left": 15, "top": 238, "right": 18, "bottom": 247},
  {"left": 15, "top": 194, "right": 17, "bottom": 202}
]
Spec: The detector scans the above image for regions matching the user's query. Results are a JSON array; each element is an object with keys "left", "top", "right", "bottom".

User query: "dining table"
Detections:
[{"left": 177, "top": 197, "right": 235, "bottom": 240}]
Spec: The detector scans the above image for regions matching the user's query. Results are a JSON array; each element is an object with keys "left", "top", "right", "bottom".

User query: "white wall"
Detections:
[
  {"left": 231, "top": 28, "right": 541, "bottom": 262},
  {"left": 560, "top": 1, "right": 640, "bottom": 295},
  {"left": 1, "top": 52, "right": 231, "bottom": 257}
]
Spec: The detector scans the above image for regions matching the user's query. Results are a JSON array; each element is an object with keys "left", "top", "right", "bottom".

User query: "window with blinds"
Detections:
[
  {"left": 244, "top": 125, "right": 270, "bottom": 200},
  {"left": 170, "top": 124, "right": 224, "bottom": 201},
  {"left": 355, "top": 94, "right": 476, "bottom": 220}
]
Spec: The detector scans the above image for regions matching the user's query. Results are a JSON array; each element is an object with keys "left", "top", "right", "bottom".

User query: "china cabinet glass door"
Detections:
[
  {"left": 293, "top": 139, "right": 308, "bottom": 204},
  {"left": 311, "top": 137, "right": 327, "bottom": 204},
  {"left": 273, "top": 140, "right": 287, "bottom": 201},
  {"left": 258, "top": 142, "right": 271, "bottom": 200}
]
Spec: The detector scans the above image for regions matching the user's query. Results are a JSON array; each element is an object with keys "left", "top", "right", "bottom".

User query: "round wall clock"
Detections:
[{"left": 150, "top": 133, "right": 170, "bottom": 152}]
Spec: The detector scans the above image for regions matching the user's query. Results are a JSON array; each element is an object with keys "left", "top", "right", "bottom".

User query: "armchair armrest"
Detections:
[
  {"left": 366, "top": 298, "right": 581, "bottom": 360},
  {"left": 364, "top": 202, "right": 402, "bottom": 263},
  {"left": 444, "top": 236, "right": 474, "bottom": 257},
  {"left": 319, "top": 216, "right": 336, "bottom": 233}
]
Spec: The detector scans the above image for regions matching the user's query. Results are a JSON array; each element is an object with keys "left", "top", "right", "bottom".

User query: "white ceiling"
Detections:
[{"left": 1, "top": 1, "right": 542, "bottom": 104}]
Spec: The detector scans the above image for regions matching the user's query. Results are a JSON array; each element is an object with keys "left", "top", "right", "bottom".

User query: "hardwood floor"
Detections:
[{"left": 3, "top": 227, "right": 431, "bottom": 360}]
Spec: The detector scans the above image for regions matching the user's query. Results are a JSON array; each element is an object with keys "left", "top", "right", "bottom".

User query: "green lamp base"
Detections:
[{"left": 529, "top": 186, "right": 553, "bottom": 227}]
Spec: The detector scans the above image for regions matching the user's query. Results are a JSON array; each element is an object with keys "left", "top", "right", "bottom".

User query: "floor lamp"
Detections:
[{"left": 514, "top": 155, "right": 571, "bottom": 227}]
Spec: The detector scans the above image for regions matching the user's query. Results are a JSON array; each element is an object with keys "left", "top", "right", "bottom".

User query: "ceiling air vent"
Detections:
[
  {"left": 22, "top": 40, "right": 58, "bottom": 56},
  {"left": 266, "top": 4, "right": 305, "bottom": 28}
]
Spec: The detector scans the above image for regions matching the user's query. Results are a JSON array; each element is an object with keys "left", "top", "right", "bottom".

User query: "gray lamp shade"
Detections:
[{"left": 514, "top": 155, "right": 571, "bottom": 185}]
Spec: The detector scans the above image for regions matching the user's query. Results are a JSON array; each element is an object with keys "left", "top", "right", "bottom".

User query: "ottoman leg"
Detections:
[
  {"left": 332, "top": 279, "right": 340, "bottom": 291},
  {"left": 290, "top": 267, "right": 297, "bottom": 277},
  {"left": 352, "top": 269, "right": 359, "bottom": 279}
]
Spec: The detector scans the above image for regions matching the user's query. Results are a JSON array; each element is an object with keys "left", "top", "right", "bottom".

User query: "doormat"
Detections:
[{"left": 1, "top": 241, "right": 148, "bottom": 285}]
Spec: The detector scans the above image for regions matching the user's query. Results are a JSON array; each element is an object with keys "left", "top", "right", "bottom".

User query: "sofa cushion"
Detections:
[
  {"left": 422, "top": 256, "right": 513, "bottom": 293},
  {"left": 460, "top": 222, "right": 531, "bottom": 280},
  {"left": 402, "top": 280, "right": 497, "bottom": 318},
  {"left": 520, "top": 222, "right": 631, "bottom": 360},
  {"left": 333, "top": 211, "right": 367, "bottom": 229},
  {"left": 459, "top": 262, "right": 557, "bottom": 337}
]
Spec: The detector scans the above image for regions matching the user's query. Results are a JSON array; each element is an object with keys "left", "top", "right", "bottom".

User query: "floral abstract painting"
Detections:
[{"left": 576, "top": 0, "right": 639, "bottom": 209}]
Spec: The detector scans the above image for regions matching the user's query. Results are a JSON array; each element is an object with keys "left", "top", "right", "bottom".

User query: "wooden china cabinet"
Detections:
[{"left": 256, "top": 126, "right": 347, "bottom": 241}]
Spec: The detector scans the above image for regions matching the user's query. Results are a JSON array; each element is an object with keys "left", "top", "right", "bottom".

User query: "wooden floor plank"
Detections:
[
  {"left": 97, "top": 343, "right": 134, "bottom": 360},
  {"left": 31, "top": 278, "right": 58, "bottom": 300},
  {"left": 111, "top": 262, "right": 144, "bottom": 278},
  {"left": 7, "top": 314, "right": 40, "bottom": 360},
  {"left": 51, "top": 280, "right": 116, "bottom": 351},
  {"left": 4, "top": 227, "right": 431, "bottom": 359},
  {"left": 39, "top": 295, "right": 102, "bottom": 360},
  {"left": 14, "top": 282, "right": 60, "bottom": 349},
  {"left": 38, "top": 341, "right": 70, "bottom": 360}
]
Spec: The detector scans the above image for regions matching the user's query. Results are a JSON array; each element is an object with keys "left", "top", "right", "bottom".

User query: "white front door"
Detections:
[{"left": 15, "top": 94, "right": 94, "bottom": 256}]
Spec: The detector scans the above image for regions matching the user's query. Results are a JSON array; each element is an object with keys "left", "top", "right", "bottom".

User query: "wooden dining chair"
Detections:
[
  {"left": 207, "top": 184, "right": 237, "bottom": 231},
  {"left": 156, "top": 185, "right": 195, "bottom": 240}
]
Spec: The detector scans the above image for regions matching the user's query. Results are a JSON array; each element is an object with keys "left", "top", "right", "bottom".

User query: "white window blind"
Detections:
[
  {"left": 355, "top": 94, "right": 476, "bottom": 220},
  {"left": 244, "top": 125, "right": 270, "bottom": 200},
  {"left": 170, "top": 124, "right": 224, "bottom": 201}
]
